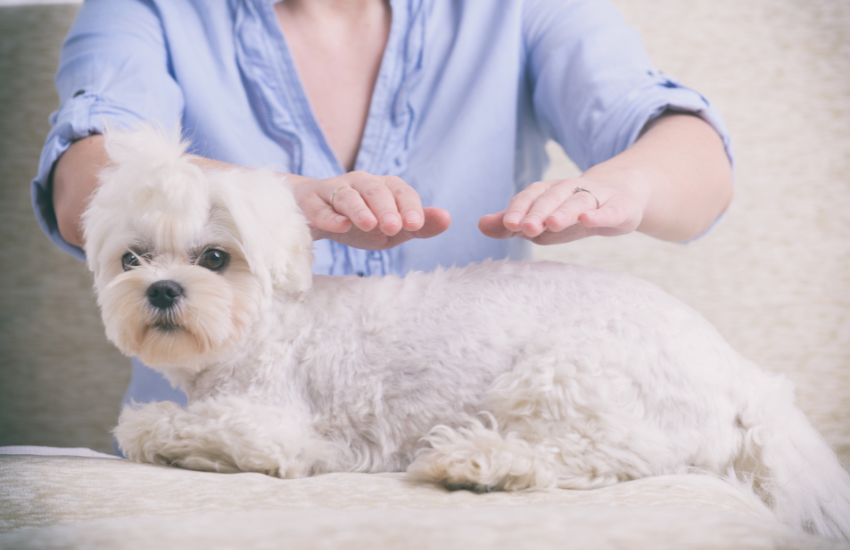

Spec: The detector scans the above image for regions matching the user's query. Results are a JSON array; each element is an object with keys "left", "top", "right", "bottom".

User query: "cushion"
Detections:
[{"left": 1, "top": 455, "right": 845, "bottom": 549}]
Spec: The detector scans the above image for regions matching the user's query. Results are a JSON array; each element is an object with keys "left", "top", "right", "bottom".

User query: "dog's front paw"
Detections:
[
  {"left": 114, "top": 398, "right": 336, "bottom": 478},
  {"left": 406, "top": 421, "right": 558, "bottom": 491}
]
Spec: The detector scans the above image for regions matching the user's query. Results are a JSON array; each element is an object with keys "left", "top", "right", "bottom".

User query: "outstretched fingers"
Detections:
[
  {"left": 324, "top": 183, "right": 380, "bottom": 233},
  {"left": 529, "top": 185, "right": 598, "bottom": 236},
  {"left": 290, "top": 172, "right": 448, "bottom": 250},
  {"left": 479, "top": 178, "right": 646, "bottom": 245},
  {"left": 482, "top": 180, "right": 604, "bottom": 240},
  {"left": 500, "top": 181, "right": 552, "bottom": 236},
  {"left": 381, "top": 207, "right": 452, "bottom": 248},
  {"left": 326, "top": 173, "right": 425, "bottom": 236},
  {"left": 299, "top": 188, "right": 353, "bottom": 234},
  {"left": 478, "top": 211, "right": 519, "bottom": 239},
  {"left": 577, "top": 194, "right": 641, "bottom": 237}
]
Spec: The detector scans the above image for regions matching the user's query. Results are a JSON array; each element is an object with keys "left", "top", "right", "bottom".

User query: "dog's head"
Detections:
[{"left": 82, "top": 124, "right": 313, "bottom": 371}]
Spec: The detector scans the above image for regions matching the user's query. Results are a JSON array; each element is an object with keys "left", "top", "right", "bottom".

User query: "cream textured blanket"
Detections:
[{"left": 2, "top": 455, "right": 847, "bottom": 550}]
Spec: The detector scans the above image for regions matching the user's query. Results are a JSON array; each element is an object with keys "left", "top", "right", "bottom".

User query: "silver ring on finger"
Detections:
[
  {"left": 572, "top": 186, "right": 600, "bottom": 209},
  {"left": 329, "top": 186, "right": 351, "bottom": 212}
]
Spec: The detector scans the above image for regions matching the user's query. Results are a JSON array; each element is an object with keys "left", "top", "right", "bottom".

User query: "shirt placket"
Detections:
[
  {"left": 239, "top": 0, "right": 425, "bottom": 278},
  {"left": 344, "top": 0, "right": 412, "bottom": 278}
]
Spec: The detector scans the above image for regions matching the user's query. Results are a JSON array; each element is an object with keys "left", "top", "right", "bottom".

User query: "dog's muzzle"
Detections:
[{"left": 147, "top": 280, "right": 184, "bottom": 310}]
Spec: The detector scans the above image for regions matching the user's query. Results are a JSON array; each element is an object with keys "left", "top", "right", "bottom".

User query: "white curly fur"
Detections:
[{"left": 86, "top": 125, "right": 850, "bottom": 540}]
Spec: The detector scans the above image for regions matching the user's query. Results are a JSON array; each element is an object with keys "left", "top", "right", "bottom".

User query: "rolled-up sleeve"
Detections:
[
  {"left": 32, "top": 0, "right": 185, "bottom": 260},
  {"left": 523, "top": 0, "right": 732, "bottom": 173}
]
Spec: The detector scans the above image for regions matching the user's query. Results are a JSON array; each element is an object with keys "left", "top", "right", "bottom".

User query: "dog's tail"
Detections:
[{"left": 738, "top": 373, "right": 850, "bottom": 540}]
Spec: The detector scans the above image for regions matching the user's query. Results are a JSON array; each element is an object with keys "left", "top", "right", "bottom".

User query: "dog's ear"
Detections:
[{"left": 209, "top": 169, "right": 313, "bottom": 294}]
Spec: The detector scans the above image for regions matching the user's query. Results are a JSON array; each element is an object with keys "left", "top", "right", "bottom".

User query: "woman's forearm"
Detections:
[
  {"left": 53, "top": 135, "right": 109, "bottom": 248},
  {"left": 584, "top": 113, "right": 733, "bottom": 242}
]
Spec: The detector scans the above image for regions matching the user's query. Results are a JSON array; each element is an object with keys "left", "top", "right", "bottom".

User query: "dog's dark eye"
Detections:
[
  {"left": 122, "top": 252, "right": 140, "bottom": 271},
  {"left": 198, "top": 249, "right": 228, "bottom": 271}
]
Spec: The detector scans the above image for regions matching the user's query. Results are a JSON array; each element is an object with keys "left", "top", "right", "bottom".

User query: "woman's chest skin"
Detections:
[{"left": 274, "top": 1, "right": 392, "bottom": 172}]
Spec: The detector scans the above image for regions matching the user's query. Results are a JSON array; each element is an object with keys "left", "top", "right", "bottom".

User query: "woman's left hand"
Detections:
[
  {"left": 478, "top": 176, "right": 650, "bottom": 245},
  {"left": 479, "top": 114, "right": 734, "bottom": 245}
]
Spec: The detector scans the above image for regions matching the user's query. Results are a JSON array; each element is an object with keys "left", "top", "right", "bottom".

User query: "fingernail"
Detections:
[
  {"left": 357, "top": 211, "right": 375, "bottom": 223},
  {"left": 545, "top": 212, "right": 565, "bottom": 228},
  {"left": 504, "top": 212, "right": 522, "bottom": 226},
  {"left": 403, "top": 211, "right": 421, "bottom": 225},
  {"left": 522, "top": 215, "right": 541, "bottom": 228},
  {"left": 382, "top": 213, "right": 400, "bottom": 227},
  {"left": 335, "top": 215, "right": 348, "bottom": 224}
]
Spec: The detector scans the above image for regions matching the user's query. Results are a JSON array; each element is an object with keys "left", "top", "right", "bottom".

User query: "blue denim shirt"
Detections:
[{"left": 31, "top": 0, "right": 732, "bottom": 411}]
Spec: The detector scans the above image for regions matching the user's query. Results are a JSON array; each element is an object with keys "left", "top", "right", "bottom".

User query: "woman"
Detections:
[{"left": 34, "top": 0, "right": 733, "bottom": 411}]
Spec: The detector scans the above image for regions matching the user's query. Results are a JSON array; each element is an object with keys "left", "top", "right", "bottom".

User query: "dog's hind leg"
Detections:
[
  {"left": 114, "top": 396, "right": 336, "bottom": 478},
  {"left": 476, "top": 351, "right": 663, "bottom": 491},
  {"left": 408, "top": 348, "right": 689, "bottom": 493},
  {"left": 406, "top": 414, "right": 561, "bottom": 491}
]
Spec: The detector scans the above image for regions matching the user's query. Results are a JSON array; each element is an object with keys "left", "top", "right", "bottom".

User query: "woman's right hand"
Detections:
[{"left": 288, "top": 171, "right": 451, "bottom": 250}]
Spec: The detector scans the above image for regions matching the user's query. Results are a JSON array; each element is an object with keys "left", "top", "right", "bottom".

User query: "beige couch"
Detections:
[
  {"left": 2, "top": 454, "right": 846, "bottom": 549},
  {"left": 1, "top": 0, "right": 848, "bottom": 548}
]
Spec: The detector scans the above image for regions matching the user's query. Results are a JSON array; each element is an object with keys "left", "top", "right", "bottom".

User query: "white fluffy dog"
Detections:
[{"left": 84, "top": 126, "right": 850, "bottom": 540}]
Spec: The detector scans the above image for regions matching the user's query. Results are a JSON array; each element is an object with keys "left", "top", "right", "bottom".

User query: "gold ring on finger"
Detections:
[
  {"left": 329, "top": 186, "right": 351, "bottom": 212},
  {"left": 572, "top": 186, "right": 600, "bottom": 209}
]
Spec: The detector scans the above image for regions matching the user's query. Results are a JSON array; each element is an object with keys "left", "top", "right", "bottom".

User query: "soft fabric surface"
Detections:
[
  {"left": 3, "top": 507, "right": 846, "bottom": 550},
  {"left": 2, "top": 455, "right": 847, "bottom": 549},
  {"left": 0, "top": 446, "right": 118, "bottom": 459}
]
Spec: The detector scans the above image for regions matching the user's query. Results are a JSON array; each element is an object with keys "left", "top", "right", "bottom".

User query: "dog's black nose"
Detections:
[{"left": 147, "top": 280, "right": 183, "bottom": 310}]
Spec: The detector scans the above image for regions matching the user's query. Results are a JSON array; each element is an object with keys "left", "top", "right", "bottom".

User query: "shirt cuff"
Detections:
[{"left": 590, "top": 72, "right": 734, "bottom": 174}]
